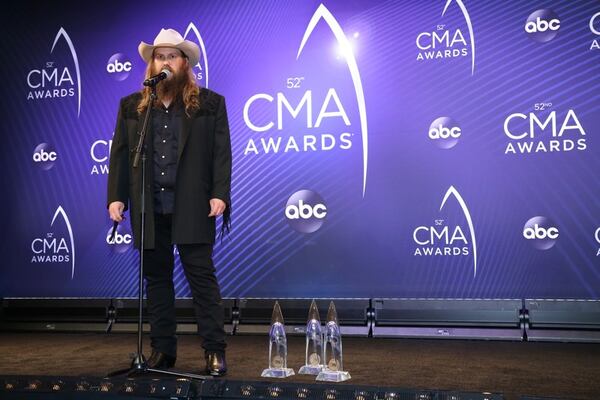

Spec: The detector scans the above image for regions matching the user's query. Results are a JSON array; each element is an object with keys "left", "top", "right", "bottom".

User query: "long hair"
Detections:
[{"left": 136, "top": 56, "right": 200, "bottom": 117}]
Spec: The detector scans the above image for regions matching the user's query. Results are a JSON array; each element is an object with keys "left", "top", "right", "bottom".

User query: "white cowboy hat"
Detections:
[{"left": 138, "top": 28, "right": 200, "bottom": 66}]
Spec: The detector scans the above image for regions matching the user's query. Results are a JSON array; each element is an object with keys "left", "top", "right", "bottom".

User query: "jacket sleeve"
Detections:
[
  {"left": 107, "top": 97, "right": 130, "bottom": 211},
  {"left": 210, "top": 95, "right": 232, "bottom": 205},
  {"left": 210, "top": 95, "right": 232, "bottom": 235}
]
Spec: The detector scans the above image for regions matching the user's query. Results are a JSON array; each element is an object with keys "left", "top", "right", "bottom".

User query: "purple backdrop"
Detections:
[{"left": 0, "top": 0, "right": 599, "bottom": 299}]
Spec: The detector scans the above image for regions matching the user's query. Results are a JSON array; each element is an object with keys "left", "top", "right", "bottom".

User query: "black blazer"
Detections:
[{"left": 107, "top": 88, "right": 232, "bottom": 249}]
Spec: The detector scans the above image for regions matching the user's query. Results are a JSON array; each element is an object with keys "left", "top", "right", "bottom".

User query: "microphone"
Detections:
[{"left": 143, "top": 69, "right": 172, "bottom": 86}]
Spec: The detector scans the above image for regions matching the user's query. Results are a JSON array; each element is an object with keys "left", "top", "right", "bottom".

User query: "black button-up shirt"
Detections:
[{"left": 152, "top": 101, "right": 181, "bottom": 214}]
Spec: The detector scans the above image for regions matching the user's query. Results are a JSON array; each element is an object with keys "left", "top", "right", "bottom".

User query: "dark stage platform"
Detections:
[{"left": 0, "top": 333, "right": 599, "bottom": 399}]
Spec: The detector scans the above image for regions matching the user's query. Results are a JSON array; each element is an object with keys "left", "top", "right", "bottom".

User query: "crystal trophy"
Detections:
[
  {"left": 316, "top": 301, "right": 351, "bottom": 382},
  {"left": 298, "top": 300, "right": 325, "bottom": 375},
  {"left": 261, "top": 301, "right": 295, "bottom": 378}
]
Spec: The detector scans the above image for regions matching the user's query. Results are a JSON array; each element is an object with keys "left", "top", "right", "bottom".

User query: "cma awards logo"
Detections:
[
  {"left": 503, "top": 103, "right": 586, "bottom": 155},
  {"left": 415, "top": 0, "right": 476, "bottom": 75},
  {"left": 285, "top": 190, "right": 327, "bottom": 233},
  {"left": 429, "top": 117, "right": 461, "bottom": 149},
  {"left": 32, "top": 143, "right": 58, "bottom": 170},
  {"left": 183, "top": 22, "right": 209, "bottom": 87},
  {"left": 590, "top": 12, "right": 600, "bottom": 51},
  {"left": 106, "top": 225, "right": 132, "bottom": 253},
  {"left": 26, "top": 27, "right": 82, "bottom": 117},
  {"left": 412, "top": 186, "right": 478, "bottom": 277},
  {"left": 30, "top": 206, "right": 76, "bottom": 279},
  {"left": 525, "top": 9, "right": 560, "bottom": 43},
  {"left": 106, "top": 53, "right": 132, "bottom": 81},
  {"left": 243, "top": 3, "right": 369, "bottom": 195},
  {"left": 90, "top": 134, "right": 112, "bottom": 175},
  {"left": 595, "top": 227, "right": 600, "bottom": 257},
  {"left": 523, "top": 216, "right": 559, "bottom": 250}
]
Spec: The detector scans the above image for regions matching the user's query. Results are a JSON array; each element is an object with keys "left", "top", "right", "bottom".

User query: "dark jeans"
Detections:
[{"left": 143, "top": 213, "right": 226, "bottom": 357}]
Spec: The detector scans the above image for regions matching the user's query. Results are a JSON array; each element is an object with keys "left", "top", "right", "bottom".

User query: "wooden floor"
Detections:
[{"left": 0, "top": 332, "right": 599, "bottom": 400}]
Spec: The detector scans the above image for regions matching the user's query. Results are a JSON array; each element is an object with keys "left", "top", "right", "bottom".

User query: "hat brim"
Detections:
[{"left": 138, "top": 40, "right": 200, "bottom": 67}]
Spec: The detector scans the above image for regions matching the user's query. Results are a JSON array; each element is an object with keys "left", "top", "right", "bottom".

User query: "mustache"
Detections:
[
  {"left": 155, "top": 68, "right": 188, "bottom": 99},
  {"left": 153, "top": 66, "right": 173, "bottom": 76}
]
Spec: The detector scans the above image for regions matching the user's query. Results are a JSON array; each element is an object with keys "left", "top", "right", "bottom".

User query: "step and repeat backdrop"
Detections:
[{"left": 0, "top": 0, "right": 598, "bottom": 299}]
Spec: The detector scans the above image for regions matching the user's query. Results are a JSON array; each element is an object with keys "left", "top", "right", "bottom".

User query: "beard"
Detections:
[{"left": 153, "top": 67, "right": 188, "bottom": 101}]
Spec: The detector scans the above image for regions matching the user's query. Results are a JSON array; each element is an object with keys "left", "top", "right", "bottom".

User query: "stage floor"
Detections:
[{"left": 0, "top": 332, "right": 598, "bottom": 400}]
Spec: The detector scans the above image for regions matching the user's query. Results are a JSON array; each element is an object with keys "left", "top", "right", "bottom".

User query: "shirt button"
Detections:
[
  {"left": 166, "top": 110, "right": 169, "bottom": 113},
  {"left": 162, "top": 140, "right": 166, "bottom": 143},
  {"left": 161, "top": 187, "right": 165, "bottom": 191},
  {"left": 164, "top": 125, "right": 168, "bottom": 128},
  {"left": 161, "top": 172, "right": 165, "bottom": 176},
  {"left": 161, "top": 155, "right": 165, "bottom": 159}
]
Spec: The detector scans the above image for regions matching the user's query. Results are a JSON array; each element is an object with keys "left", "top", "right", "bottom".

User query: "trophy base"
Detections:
[
  {"left": 316, "top": 369, "right": 351, "bottom": 382},
  {"left": 298, "top": 365, "right": 324, "bottom": 375},
  {"left": 261, "top": 368, "right": 295, "bottom": 378}
]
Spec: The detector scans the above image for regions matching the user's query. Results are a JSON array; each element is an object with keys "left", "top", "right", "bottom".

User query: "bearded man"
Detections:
[{"left": 107, "top": 28, "right": 231, "bottom": 376}]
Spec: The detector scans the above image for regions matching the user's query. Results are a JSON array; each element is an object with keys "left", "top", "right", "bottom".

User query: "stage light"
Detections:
[
  {"left": 75, "top": 379, "right": 90, "bottom": 391},
  {"left": 354, "top": 390, "right": 370, "bottom": 400},
  {"left": 175, "top": 381, "right": 187, "bottom": 396},
  {"left": 0, "top": 376, "right": 196, "bottom": 398},
  {"left": 384, "top": 391, "right": 397, "bottom": 400},
  {"left": 122, "top": 379, "right": 136, "bottom": 393},
  {"left": 297, "top": 387, "right": 310, "bottom": 399},
  {"left": 99, "top": 380, "right": 113, "bottom": 392},
  {"left": 268, "top": 385, "right": 283, "bottom": 397},
  {"left": 26, "top": 379, "right": 42, "bottom": 390},
  {"left": 324, "top": 388, "right": 338, "bottom": 400},
  {"left": 50, "top": 379, "right": 65, "bottom": 391},
  {"left": 240, "top": 384, "right": 255, "bottom": 397},
  {"left": 417, "top": 393, "right": 432, "bottom": 400},
  {"left": 150, "top": 379, "right": 167, "bottom": 394}
]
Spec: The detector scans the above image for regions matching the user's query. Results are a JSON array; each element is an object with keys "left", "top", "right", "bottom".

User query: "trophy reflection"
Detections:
[
  {"left": 261, "top": 301, "right": 295, "bottom": 378},
  {"left": 298, "top": 300, "right": 324, "bottom": 375},
  {"left": 316, "top": 301, "right": 351, "bottom": 382}
]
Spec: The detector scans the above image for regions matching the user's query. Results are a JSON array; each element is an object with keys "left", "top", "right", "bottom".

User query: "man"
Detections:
[{"left": 107, "top": 28, "right": 231, "bottom": 376}]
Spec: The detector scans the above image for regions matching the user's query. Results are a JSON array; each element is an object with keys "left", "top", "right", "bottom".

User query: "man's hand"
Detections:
[
  {"left": 208, "top": 198, "right": 226, "bottom": 217},
  {"left": 108, "top": 201, "right": 125, "bottom": 222}
]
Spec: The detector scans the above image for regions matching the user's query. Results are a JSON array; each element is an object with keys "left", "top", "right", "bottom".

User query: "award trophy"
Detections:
[
  {"left": 316, "top": 301, "right": 351, "bottom": 382},
  {"left": 298, "top": 300, "right": 325, "bottom": 375},
  {"left": 261, "top": 301, "right": 295, "bottom": 378}
]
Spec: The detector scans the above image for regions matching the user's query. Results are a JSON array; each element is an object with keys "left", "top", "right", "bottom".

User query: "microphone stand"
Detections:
[{"left": 108, "top": 83, "right": 211, "bottom": 381}]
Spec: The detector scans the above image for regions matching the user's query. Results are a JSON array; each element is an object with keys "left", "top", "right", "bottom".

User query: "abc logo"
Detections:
[
  {"left": 523, "top": 216, "right": 559, "bottom": 250},
  {"left": 106, "top": 226, "right": 132, "bottom": 253},
  {"left": 429, "top": 125, "right": 461, "bottom": 139},
  {"left": 286, "top": 200, "right": 327, "bottom": 220},
  {"left": 33, "top": 149, "right": 57, "bottom": 162},
  {"left": 524, "top": 224, "right": 559, "bottom": 239},
  {"left": 525, "top": 10, "right": 560, "bottom": 42},
  {"left": 32, "top": 143, "right": 57, "bottom": 170},
  {"left": 106, "top": 53, "right": 132, "bottom": 81},
  {"left": 107, "top": 231, "right": 132, "bottom": 244},
  {"left": 525, "top": 17, "right": 560, "bottom": 33},
  {"left": 428, "top": 117, "right": 461, "bottom": 149},
  {"left": 106, "top": 60, "right": 131, "bottom": 73},
  {"left": 285, "top": 190, "right": 327, "bottom": 233}
]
